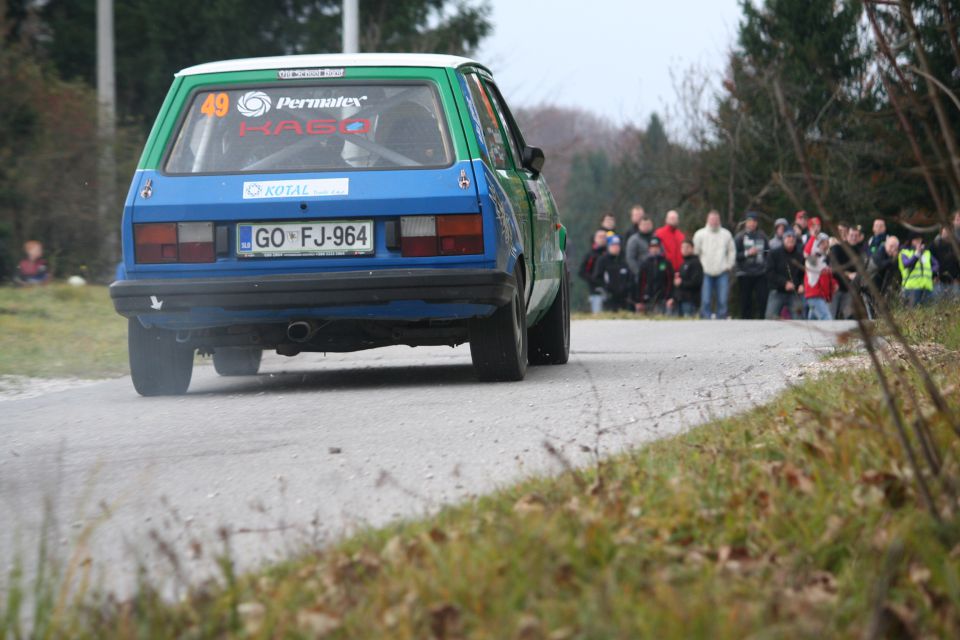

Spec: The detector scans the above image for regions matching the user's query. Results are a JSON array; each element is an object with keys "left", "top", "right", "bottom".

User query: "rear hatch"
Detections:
[{"left": 125, "top": 73, "right": 489, "bottom": 278}]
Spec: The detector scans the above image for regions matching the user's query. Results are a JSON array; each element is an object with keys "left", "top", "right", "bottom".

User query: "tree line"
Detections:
[
  {"left": 0, "top": 0, "right": 491, "bottom": 278},
  {"left": 1, "top": 0, "right": 957, "bottom": 293},
  {"left": 519, "top": 0, "right": 960, "bottom": 310}
]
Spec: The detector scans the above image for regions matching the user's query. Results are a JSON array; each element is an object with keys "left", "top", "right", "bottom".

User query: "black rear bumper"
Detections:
[{"left": 109, "top": 268, "right": 514, "bottom": 317}]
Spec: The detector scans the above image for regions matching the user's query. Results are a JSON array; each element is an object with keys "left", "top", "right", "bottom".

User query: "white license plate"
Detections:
[{"left": 237, "top": 220, "right": 373, "bottom": 257}]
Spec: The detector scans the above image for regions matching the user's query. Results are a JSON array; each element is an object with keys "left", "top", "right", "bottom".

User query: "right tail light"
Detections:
[{"left": 399, "top": 214, "right": 483, "bottom": 257}]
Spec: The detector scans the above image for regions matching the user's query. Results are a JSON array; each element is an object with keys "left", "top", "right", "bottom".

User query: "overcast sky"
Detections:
[{"left": 476, "top": 0, "right": 745, "bottom": 128}]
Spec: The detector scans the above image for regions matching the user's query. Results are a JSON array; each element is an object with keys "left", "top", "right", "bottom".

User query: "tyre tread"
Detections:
[{"left": 128, "top": 319, "right": 194, "bottom": 396}]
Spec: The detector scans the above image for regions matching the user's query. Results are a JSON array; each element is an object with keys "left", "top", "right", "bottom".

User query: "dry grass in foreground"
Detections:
[
  {"left": 4, "top": 303, "right": 960, "bottom": 639},
  {"left": 0, "top": 284, "right": 127, "bottom": 378}
]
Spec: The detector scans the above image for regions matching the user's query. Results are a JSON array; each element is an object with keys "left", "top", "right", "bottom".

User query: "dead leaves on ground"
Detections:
[{"left": 225, "top": 356, "right": 958, "bottom": 640}]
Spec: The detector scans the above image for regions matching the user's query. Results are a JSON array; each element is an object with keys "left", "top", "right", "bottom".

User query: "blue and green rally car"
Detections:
[{"left": 110, "top": 53, "right": 570, "bottom": 395}]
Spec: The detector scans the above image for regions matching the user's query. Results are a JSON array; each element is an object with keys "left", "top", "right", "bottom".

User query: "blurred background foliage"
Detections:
[{"left": 0, "top": 0, "right": 957, "bottom": 309}]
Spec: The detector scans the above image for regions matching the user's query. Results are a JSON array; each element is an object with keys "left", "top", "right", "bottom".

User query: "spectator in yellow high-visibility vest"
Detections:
[{"left": 899, "top": 232, "right": 938, "bottom": 307}]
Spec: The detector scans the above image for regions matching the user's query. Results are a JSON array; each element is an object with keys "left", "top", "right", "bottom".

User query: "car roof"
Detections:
[{"left": 177, "top": 53, "right": 491, "bottom": 77}]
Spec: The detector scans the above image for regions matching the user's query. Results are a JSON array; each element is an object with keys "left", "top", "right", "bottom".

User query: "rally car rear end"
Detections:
[{"left": 111, "top": 55, "right": 523, "bottom": 395}]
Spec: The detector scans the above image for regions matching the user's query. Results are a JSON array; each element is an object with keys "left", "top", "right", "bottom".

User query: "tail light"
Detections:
[
  {"left": 134, "top": 222, "right": 215, "bottom": 264},
  {"left": 134, "top": 223, "right": 177, "bottom": 263},
  {"left": 400, "top": 216, "right": 438, "bottom": 257},
  {"left": 437, "top": 214, "right": 484, "bottom": 255},
  {"left": 176, "top": 222, "right": 215, "bottom": 263},
  {"left": 399, "top": 214, "right": 483, "bottom": 257}
]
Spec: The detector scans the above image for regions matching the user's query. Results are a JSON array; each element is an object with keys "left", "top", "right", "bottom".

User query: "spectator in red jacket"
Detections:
[
  {"left": 804, "top": 233, "right": 836, "bottom": 320},
  {"left": 803, "top": 216, "right": 822, "bottom": 255},
  {"left": 14, "top": 240, "right": 51, "bottom": 286},
  {"left": 655, "top": 209, "right": 685, "bottom": 271}
]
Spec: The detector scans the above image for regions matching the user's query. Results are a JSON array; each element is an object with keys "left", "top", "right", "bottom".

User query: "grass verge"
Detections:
[
  {"left": 4, "top": 304, "right": 960, "bottom": 639},
  {"left": 0, "top": 284, "right": 127, "bottom": 378}
]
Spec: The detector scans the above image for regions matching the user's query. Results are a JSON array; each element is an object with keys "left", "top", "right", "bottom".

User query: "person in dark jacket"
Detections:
[
  {"left": 764, "top": 230, "right": 805, "bottom": 319},
  {"left": 671, "top": 239, "right": 703, "bottom": 317},
  {"left": 578, "top": 229, "right": 608, "bottom": 313},
  {"left": 829, "top": 225, "right": 867, "bottom": 319},
  {"left": 623, "top": 204, "right": 646, "bottom": 244},
  {"left": 867, "top": 218, "right": 887, "bottom": 258},
  {"left": 769, "top": 217, "right": 789, "bottom": 251},
  {"left": 868, "top": 236, "right": 901, "bottom": 294},
  {"left": 932, "top": 211, "right": 960, "bottom": 299},
  {"left": 625, "top": 217, "right": 655, "bottom": 276},
  {"left": 861, "top": 235, "right": 901, "bottom": 318},
  {"left": 592, "top": 235, "right": 632, "bottom": 311},
  {"left": 734, "top": 212, "right": 769, "bottom": 319},
  {"left": 634, "top": 236, "right": 674, "bottom": 315}
]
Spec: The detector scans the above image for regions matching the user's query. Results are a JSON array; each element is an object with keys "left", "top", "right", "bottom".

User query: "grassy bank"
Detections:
[
  {"left": 0, "top": 284, "right": 127, "bottom": 378},
  {"left": 5, "top": 303, "right": 960, "bottom": 638}
]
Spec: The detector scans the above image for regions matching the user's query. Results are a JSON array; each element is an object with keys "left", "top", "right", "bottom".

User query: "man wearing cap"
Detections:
[
  {"left": 769, "top": 217, "right": 789, "bottom": 251},
  {"left": 654, "top": 210, "right": 685, "bottom": 272},
  {"left": 693, "top": 210, "right": 736, "bottom": 319},
  {"left": 591, "top": 234, "right": 633, "bottom": 311},
  {"left": 803, "top": 216, "right": 822, "bottom": 255},
  {"left": 635, "top": 236, "right": 674, "bottom": 314},
  {"left": 672, "top": 239, "right": 704, "bottom": 317},
  {"left": 899, "top": 232, "right": 938, "bottom": 306},
  {"left": 765, "top": 230, "right": 804, "bottom": 319},
  {"left": 735, "top": 212, "right": 770, "bottom": 319}
]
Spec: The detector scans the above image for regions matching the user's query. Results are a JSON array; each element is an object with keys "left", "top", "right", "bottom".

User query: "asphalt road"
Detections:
[{"left": 1, "top": 319, "right": 850, "bottom": 596}]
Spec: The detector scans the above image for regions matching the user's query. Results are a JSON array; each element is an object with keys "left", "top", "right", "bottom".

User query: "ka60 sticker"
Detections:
[{"left": 238, "top": 119, "right": 370, "bottom": 137}]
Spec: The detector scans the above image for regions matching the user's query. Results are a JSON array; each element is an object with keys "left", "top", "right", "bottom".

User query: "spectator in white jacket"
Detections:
[{"left": 693, "top": 210, "right": 737, "bottom": 319}]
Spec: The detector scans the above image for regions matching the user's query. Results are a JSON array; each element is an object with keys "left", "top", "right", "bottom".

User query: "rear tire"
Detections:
[
  {"left": 128, "top": 319, "right": 194, "bottom": 396},
  {"left": 529, "top": 266, "right": 570, "bottom": 365},
  {"left": 470, "top": 271, "right": 528, "bottom": 381},
  {"left": 213, "top": 347, "right": 262, "bottom": 376}
]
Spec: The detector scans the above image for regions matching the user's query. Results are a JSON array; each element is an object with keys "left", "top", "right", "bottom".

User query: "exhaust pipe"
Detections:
[{"left": 286, "top": 320, "right": 317, "bottom": 343}]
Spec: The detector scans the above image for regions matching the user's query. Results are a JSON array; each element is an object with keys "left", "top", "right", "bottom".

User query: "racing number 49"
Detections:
[{"left": 200, "top": 92, "right": 229, "bottom": 117}]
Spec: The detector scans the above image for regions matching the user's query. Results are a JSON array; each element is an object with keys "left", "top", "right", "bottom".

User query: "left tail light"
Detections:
[{"left": 134, "top": 222, "right": 215, "bottom": 264}]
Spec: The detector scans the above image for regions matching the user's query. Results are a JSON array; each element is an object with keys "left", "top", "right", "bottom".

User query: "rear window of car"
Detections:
[{"left": 164, "top": 82, "right": 453, "bottom": 174}]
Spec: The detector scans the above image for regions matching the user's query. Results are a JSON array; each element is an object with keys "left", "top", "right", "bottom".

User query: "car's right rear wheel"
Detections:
[
  {"left": 212, "top": 347, "right": 262, "bottom": 376},
  {"left": 128, "top": 318, "right": 194, "bottom": 396},
  {"left": 469, "top": 271, "right": 527, "bottom": 381},
  {"left": 528, "top": 265, "right": 570, "bottom": 365}
]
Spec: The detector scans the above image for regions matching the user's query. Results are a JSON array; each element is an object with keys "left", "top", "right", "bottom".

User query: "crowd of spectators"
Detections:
[{"left": 578, "top": 205, "right": 960, "bottom": 320}]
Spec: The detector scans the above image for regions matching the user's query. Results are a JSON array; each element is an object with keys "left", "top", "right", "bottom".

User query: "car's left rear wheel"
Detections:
[
  {"left": 128, "top": 319, "right": 194, "bottom": 396},
  {"left": 213, "top": 347, "right": 262, "bottom": 376}
]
